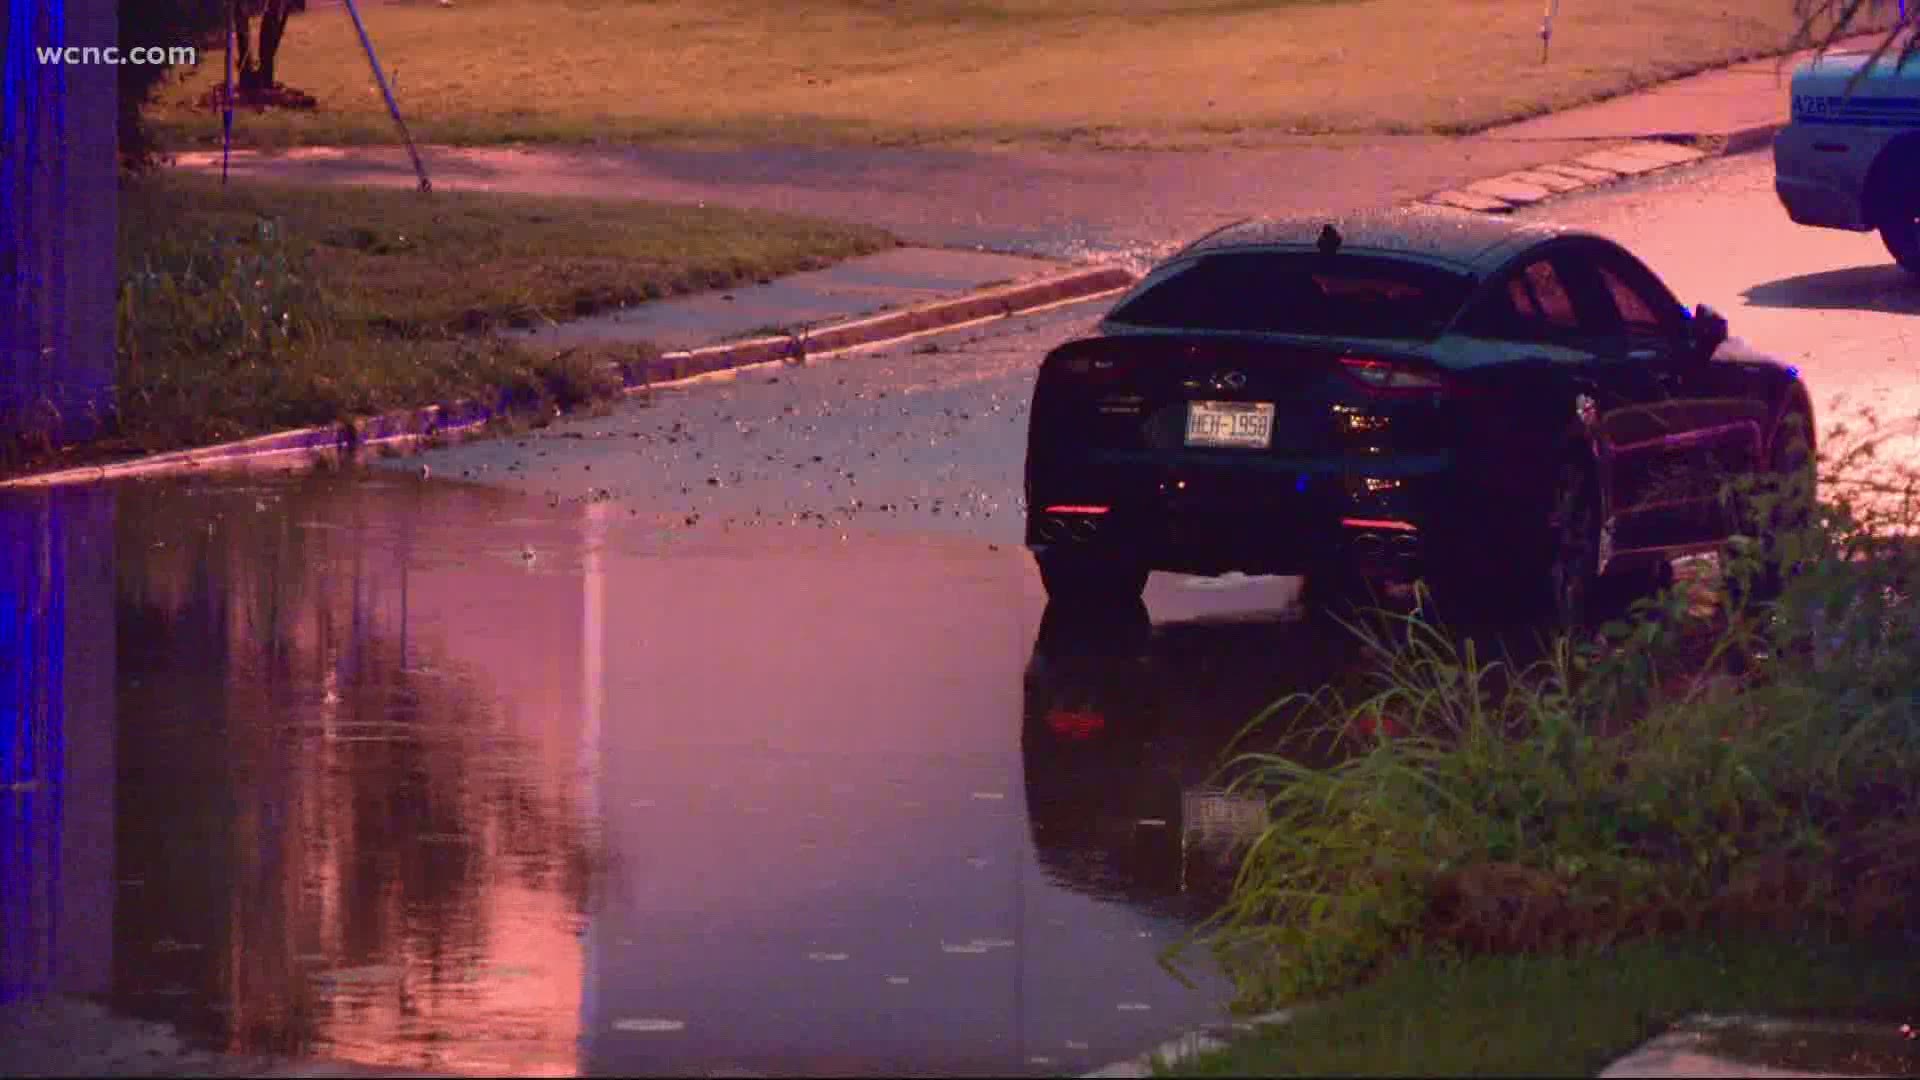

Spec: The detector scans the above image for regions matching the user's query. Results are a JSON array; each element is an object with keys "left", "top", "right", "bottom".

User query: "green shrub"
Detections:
[{"left": 1179, "top": 410, "right": 1920, "bottom": 1012}]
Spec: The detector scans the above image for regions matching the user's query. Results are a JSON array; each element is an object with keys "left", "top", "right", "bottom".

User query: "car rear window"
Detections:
[{"left": 1105, "top": 251, "right": 1473, "bottom": 339}]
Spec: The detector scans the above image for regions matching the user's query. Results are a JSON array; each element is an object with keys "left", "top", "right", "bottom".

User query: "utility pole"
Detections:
[{"left": 1, "top": 0, "right": 117, "bottom": 451}]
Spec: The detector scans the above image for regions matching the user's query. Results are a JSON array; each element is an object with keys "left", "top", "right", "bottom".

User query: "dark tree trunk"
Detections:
[
  {"left": 211, "top": 0, "right": 317, "bottom": 109},
  {"left": 230, "top": 0, "right": 291, "bottom": 94},
  {"left": 230, "top": 0, "right": 254, "bottom": 89},
  {"left": 257, "top": 0, "right": 293, "bottom": 89}
]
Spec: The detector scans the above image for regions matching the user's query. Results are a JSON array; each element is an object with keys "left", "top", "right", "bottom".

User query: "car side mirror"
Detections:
[{"left": 1687, "top": 303, "right": 1729, "bottom": 362}]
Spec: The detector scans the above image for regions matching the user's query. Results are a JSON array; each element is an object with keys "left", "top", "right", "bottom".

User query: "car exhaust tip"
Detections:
[{"left": 1034, "top": 514, "right": 1103, "bottom": 543}]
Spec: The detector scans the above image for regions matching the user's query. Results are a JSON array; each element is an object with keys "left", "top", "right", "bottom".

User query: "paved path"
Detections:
[
  {"left": 173, "top": 137, "right": 1606, "bottom": 263},
  {"left": 508, "top": 247, "right": 1065, "bottom": 351}
]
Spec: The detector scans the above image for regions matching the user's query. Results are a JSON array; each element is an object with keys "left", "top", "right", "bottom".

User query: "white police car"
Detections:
[{"left": 1775, "top": 41, "right": 1920, "bottom": 272}]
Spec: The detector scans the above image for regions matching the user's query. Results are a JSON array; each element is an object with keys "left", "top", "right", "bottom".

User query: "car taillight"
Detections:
[{"left": 1339, "top": 356, "right": 1475, "bottom": 398}]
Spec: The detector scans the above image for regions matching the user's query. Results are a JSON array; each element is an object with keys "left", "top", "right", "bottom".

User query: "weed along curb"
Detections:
[{"left": 1, "top": 263, "right": 1134, "bottom": 489}]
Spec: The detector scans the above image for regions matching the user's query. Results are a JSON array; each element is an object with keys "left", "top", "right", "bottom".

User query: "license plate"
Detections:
[{"left": 1185, "top": 401, "right": 1275, "bottom": 449}]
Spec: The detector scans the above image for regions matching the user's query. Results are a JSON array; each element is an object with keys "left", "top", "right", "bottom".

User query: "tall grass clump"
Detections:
[
  {"left": 1180, "top": 408, "right": 1920, "bottom": 1012},
  {"left": 108, "top": 189, "right": 617, "bottom": 454}
]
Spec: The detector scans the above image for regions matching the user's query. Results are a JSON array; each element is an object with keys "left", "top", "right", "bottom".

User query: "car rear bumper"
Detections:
[
  {"left": 1026, "top": 455, "right": 1480, "bottom": 579},
  {"left": 1773, "top": 126, "right": 1873, "bottom": 231},
  {"left": 1776, "top": 175, "right": 1872, "bottom": 231}
]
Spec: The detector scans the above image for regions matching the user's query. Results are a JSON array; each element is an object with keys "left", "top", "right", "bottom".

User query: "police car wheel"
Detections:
[{"left": 1880, "top": 214, "right": 1920, "bottom": 274}]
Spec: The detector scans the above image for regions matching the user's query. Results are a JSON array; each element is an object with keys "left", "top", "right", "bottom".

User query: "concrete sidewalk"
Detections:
[
  {"left": 506, "top": 246, "right": 1070, "bottom": 352},
  {"left": 1601, "top": 1014, "right": 1920, "bottom": 1078},
  {"left": 1417, "top": 31, "right": 1894, "bottom": 215}
]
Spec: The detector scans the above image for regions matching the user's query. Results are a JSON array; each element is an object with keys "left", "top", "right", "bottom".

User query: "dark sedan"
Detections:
[{"left": 1023, "top": 208, "right": 1817, "bottom": 625}]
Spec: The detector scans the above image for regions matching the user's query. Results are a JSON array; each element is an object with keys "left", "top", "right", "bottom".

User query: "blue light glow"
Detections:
[
  {"left": 1, "top": 494, "right": 66, "bottom": 1006},
  {"left": 3, "top": 0, "right": 102, "bottom": 443},
  {"left": 2, "top": 2, "right": 44, "bottom": 374},
  {"left": 2, "top": 0, "right": 73, "bottom": 1005}
]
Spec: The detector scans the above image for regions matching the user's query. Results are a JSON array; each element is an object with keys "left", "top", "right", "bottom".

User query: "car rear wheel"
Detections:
[{"left": 1034, "top": 548, "right": 1149, "bottom": 607}]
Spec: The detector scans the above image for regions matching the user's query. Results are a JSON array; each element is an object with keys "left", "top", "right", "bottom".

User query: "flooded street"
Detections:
[
  {"left": 13, "top": 142, "right": 1916, "bottom": 1077},
  {"left": 3, "top": 470, "right": 1349, "bottom": 1077}
]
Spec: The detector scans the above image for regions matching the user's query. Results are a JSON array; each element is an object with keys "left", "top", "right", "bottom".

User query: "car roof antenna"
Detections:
[{"left": 1317, "top": 224, "right": 1342, "bottom": 256}]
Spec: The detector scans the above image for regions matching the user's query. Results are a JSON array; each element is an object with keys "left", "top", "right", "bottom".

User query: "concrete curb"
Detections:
[
  {"left": 635, "top": 263, "right": 1134, "bottom": 383},
  {"left": 1418, "top": 122, "right": 1780, "bottom": 217},
  {"left": 1722, "top": 121, "right": 1787, "bottom": 157},
  {"left": 1080, "top": 1009, "right": 1299, "bottom": 1078},
  {"left": 1599, "top": 1013, "right": 1894, "bottom": 1078},
  {"left": 1088, "top": 1004, "right": 1900, "bottom": 1079},
  {"left": 0, "top": 398, "right": 503, "bottom": 489},
  {"left": 0, "top": 263, "right": 1134, "bottom": 489}
]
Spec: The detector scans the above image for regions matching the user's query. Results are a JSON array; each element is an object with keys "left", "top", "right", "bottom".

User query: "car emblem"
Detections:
[{"left": 1214, "top": 371, "right": 1248, "bottom": 391}]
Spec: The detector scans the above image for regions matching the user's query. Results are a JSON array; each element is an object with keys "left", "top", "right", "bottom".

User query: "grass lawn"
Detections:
[
  {"left": 147, "top": 0, "right": 1896, "bottom": 151},
  {"left": 128, "top": 173, "right": 896, "bottom": 336},
  {"left": 73, "top": 174, "right": 893, "bottom": 469},
  {"left": 1167, "top": 933, "right": 1920, "bottom": 1077}
]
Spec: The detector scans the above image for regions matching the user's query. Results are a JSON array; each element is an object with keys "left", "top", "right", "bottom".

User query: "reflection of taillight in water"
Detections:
[
  {"left": 1045, "top": 708, "right": 1107, "bottom": 740},
  {"left": 1349, "top": 714, "right": 1407, "bottom": 741}
]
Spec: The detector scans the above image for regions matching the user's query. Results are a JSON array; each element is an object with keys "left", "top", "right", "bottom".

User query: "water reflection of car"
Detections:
[
  {"left": 1019, "top": 602, "right": 1347, "bottom": 915},
  {"left": 1024, "top": 209, "right": 1816, "bottom": 626}
]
